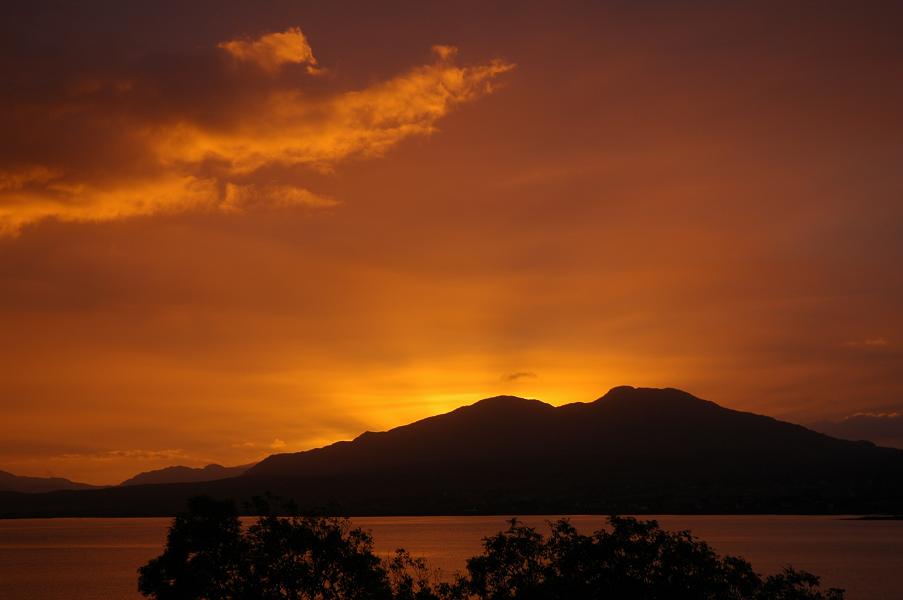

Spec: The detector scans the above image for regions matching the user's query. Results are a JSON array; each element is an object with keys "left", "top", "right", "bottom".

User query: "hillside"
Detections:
[
  {"left": 0, "top": 470, "right": 101, "bottom": 494},
  {"left": 2, "top": 387, "right": 902, "bottom": 517},
  {"left": 120, "top": 463, "right": 255, "bottom": 486}
]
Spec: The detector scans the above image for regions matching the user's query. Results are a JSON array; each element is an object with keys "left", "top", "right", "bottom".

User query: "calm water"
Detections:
[{"left": 0, "top": 515, "right": 901, "bottom": 599}]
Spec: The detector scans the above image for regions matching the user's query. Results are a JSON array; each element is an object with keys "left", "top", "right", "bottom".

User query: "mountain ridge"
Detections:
[
  {"left": 0, "top": 470, "right": 102, "bottom": 494},
  {"left": 246, "top": 385, "right": 891, "bottom": 480},
  {"left": 119, "top": 462, "right": 256, "bottom": 487},
  {"left": 2, "top": 386, "right": 902, "bottom": 518}
]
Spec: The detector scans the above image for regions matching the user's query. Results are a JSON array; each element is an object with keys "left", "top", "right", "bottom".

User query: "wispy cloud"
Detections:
[
  {"left": 231, "top": 438, "right": 290, "bottom": 451},
  {"left": 502, "top": 371, "right": 538, "bottom": 382},
  {"left": 231, "top": 442, "right": 259, "bottom": 449},
  {"left": 842, "top": 337, "right": 890, "bottom": 348},
  {"left": 218, "top": 27, "right": 321, "bottom": 74},
  {"left": 845, "top": 411, "right": 901, "bottom": 419},
  {"left": 50, "top": 448, "right": 190, "bottom": 462},
  {"left": 220, "top": 183, "right": 339, "bottom": 212},
  {"left": 0, "top": 29, "right": 513, "bottom": 235}
]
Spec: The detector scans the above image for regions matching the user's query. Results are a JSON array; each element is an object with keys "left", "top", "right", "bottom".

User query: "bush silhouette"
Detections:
[
  {"left": 139, "top": 497, "right": 844, "bottom": 599},
  {"left": 458, "top": 517, "right": 843, "bottom": 600}
]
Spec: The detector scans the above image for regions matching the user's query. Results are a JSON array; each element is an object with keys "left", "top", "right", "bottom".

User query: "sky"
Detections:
[{"left": 1, "top": 0, "right": 902, "bottom": 484}]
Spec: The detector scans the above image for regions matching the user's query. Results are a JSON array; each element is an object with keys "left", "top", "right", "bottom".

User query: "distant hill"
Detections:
[
  {"left": 0, "top": 470, "right": 101, "bottom": 493},
  {"left": 810, "top": 413, "right": 903, "bottom": 450},
  {"left": 2, "top": 387, "right": 903, "bottom": 517},
  {"left": 120, "top": 463, "right": 255, "bottom": 486}
]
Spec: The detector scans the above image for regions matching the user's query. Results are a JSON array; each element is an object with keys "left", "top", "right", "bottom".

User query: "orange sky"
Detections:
[{"left": 1, "top": 1, "right": 902, "bottom": 484}]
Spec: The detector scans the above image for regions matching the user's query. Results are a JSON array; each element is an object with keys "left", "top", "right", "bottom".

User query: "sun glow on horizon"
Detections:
[{"left": 2, "top": 3, "right": 902, "bottom": 485}]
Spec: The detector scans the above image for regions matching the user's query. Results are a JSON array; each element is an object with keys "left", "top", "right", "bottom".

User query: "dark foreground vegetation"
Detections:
[{"left": 139, "top": 497, "right": 843, "bottom": 600}]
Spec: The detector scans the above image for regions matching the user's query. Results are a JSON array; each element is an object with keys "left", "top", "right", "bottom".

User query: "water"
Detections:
[{"left": 0, "top": 516, "right": 901, "bottom": 599}]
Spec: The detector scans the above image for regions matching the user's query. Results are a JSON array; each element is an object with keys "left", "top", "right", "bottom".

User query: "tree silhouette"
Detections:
[
  {"left": 139, "top": 497, "right": 844, "bottom": 599},
  {"left": 460, "top": 517, "right": 843, "bottom": 600}
]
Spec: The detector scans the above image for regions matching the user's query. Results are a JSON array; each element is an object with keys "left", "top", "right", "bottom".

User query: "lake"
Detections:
[{"left": 0, "top": 515, "right": 901, "bottom": 599}]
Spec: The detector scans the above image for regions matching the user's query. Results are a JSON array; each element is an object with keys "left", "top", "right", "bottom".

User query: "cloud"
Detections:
[
  {"left": 503, "top": 371, "right": 538, "bottom": 382},
  {"left": 0, "top": 29, "right": 512, "bottom": 236},
  {"left": 0, "top": 172, "right": 218, "bottom": 237},
  {"left": 231, "top": 442, "right": 259, "bottom": 449},
  {"left": 230, "top": 438, "right": 290, "bottom": 452},
  {"left": 220, "top": 183, "right": 338, "bottom": 212},
  {"left": 218, "top": 27, "right": 320, "bottom": 74},
  {"left": 152, "top": 44, "right": 513, "bottom": 173},
  {"left": 51, "top": 448, "right": 190, "bottom": 462},
  {"left": 843, "top": 338, "right": 890, "bottom": 348},
  {"left": 845, "top": 410, "right": 901, "bottom": 419}
]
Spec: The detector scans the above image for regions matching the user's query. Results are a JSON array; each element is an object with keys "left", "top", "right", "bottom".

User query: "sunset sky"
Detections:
[{"left": 2, "top": 1, "right": 902, "bottom": 484}]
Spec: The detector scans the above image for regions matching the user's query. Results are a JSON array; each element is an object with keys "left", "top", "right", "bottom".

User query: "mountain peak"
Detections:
[
  {"left": 0, "top": 470, "right": 100, "bottom": 493},
  {"left": 469, "top": 395, "right": 548, "bottom": 408},
  {"left": 595, "top": 386, "right": 719, "bottom": 410},
  {"left": 449, "top": 395, "right": 555, "bottom": 419},
  {"left": 598, "top": 385, "right": 696, "bottom": 400},
  {"left": 601, "top": 385, "right": 639, "bottom": 397},
  {"left": 119, "top": 462, "right": 254, "bottom": 487},
  {"left": 6, "top": 387, "right": 903, "bottom": 517}
]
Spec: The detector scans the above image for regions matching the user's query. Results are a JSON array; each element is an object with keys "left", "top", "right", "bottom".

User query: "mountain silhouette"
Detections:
[
  {"left": 810, "top": 413, "right": 903, "bottom": 450},
  {"left": 0, "top": 470, "right": 101, "bottom": 493},
  {"left": 2, "top": 387, "right": 903, "bottom": 517},
  {"left": 119, "top": 462, "right": 255, "bottom": 486}
]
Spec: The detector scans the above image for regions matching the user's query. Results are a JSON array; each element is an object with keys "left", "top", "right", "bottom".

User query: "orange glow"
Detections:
[
  {"left": 1, "top": 3, "right": 902, "bottom": 485},
  {"left": 0, "top": 31, "right": 512, "bottom": 236}
]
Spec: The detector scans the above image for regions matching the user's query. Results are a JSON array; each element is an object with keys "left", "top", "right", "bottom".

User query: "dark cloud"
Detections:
[{"left": 503, "top": 372, "right": 538, "bottom": 382}]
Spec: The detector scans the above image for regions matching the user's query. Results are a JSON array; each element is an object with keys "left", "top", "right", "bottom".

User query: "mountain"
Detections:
[
  {"left": 2, "top": 386, "right": 903, "bottom": 517},
  {"left": 241, "top": 386, "right": 903, "bottom": 513},
  {"left": 810, "top": 413, "right": 903, "bottom": 450},
  {"left": 0, "top": 470, "right": 101, "bottom": 493},
  {"left": 120, "top": 463, "right": 255, "bottom": 486}
]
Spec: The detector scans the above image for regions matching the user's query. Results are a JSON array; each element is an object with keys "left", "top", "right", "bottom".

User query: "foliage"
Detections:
[
  {"left": 139, "top": 497, "right": 844, "bottom": 600},
  {"left": 458, "top": 517, "right": 843, "bottom": 600},
  {"left": 138, "top": 496, "right": 246, "bottom": 599}
]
